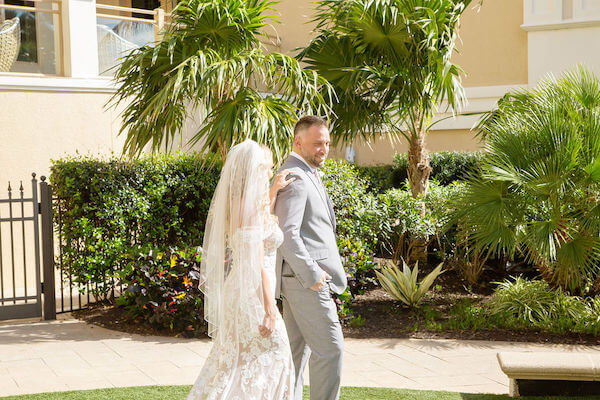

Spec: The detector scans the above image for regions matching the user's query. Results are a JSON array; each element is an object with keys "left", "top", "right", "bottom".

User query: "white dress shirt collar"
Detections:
[{"left": 290, "top": 151, "right": 317, "bottom": 172}]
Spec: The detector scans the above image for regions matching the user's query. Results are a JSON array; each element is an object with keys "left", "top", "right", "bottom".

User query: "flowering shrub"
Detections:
[{"left": 117, "top": 247, "right": 206, "bottom": 336}]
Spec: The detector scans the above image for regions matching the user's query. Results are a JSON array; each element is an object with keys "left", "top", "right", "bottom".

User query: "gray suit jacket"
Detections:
[{"left": 274, "top": 156, "right": 347, "bottom": 298}]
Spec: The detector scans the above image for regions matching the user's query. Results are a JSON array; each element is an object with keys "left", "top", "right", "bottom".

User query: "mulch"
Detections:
[{"left": 73, "top": 267, "right": 600, "bottom": 345}]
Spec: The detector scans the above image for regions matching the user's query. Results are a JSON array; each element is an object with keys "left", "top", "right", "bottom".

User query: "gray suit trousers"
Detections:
[{"left": 281, "top": 270, "right": 343, "bottom": 400}]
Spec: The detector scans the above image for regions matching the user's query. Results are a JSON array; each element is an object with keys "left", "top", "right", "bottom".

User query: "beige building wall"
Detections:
[
  {"left": 330, "top": 130, "right": 485, "bottom": 166},
  {"left": 274, "top": 0, "right": 317, "bottom": 56},
  {"left": 0, "top": 0, "right": 578, "bottom": 181},
  {"left": 0, "top": 90, "right": 126, "bottom": 182},
  {"left": 453, "top": 0, "right": 528, "bottom": 87},
  {"left": 527, "top": 26, "right": 600, "bottom": 85},
  {"left": 273, "top": 0, "right": 526, "bottom": 165}
]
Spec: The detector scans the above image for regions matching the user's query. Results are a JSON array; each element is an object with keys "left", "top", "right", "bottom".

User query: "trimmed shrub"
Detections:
[
  {"left": 355, "top": 165, "right": 396, "bottom": 193},
  {"left": 52, "top": 155, "right": 385, "bottom": 322},
  {"left": 117, "top": 247, "right": 206, "bottom": 336},
  {"left": 51, "top": 153, "right": 221, "bottom": 296},
  {"left": 335, "top": 238, "right": 379, "bottom": 321}
]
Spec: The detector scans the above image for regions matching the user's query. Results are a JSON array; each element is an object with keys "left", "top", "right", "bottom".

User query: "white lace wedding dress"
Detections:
[{"left": 187, "top": 222, "right": 294, "bottom": 400}]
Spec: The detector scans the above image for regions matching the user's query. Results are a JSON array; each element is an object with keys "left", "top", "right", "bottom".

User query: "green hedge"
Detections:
[
  {"left": 392, "top": 151, "right": 483, "bottom": 187},
  {"left": 352, "top": 151, "right": 482, "bottom": 194},
  {"left": 321, "top": 160, "right": 391, "bottom": 252},
  {"left": 51, "top": 153, "right": 221, "bottom": 295},
  {"left": 51, "top": 155, "right": 386, "bottom": 318},
  {"left": 355, "top": 165, "right": 397, "bottom": 193}
]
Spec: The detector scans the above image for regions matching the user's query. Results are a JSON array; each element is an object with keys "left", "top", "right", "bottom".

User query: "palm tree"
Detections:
[
  {"left": 453, "top": 66, "right": 600, "bottom": 293},
  {"left": 108, "top": 0, "right": 332, "bottom": 162},
  {"left": 298, "top": 0, "right": 471, "bottom": 201}
]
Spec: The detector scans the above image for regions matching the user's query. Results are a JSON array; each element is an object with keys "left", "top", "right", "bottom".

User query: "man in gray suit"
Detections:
[{"left": 274, "top": 116, "right": 347, "bottom": 400}]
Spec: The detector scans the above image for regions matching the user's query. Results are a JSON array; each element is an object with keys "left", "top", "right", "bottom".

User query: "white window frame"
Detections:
[{"left": 523, "top": 0, "right": 600, "bottom": 31}]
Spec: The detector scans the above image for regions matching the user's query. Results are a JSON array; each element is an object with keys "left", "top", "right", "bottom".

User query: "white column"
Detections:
[{"left": 60, "top": 0, "right": 99, "bottom": 77}]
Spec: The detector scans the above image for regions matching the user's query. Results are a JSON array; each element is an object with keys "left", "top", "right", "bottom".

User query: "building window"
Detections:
[{"left": 0, "top": 0, "right": 60, "bottom": 74}]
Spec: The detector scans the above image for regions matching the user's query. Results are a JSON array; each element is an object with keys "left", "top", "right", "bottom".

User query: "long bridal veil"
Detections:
[{"left": 200, "top": 139, "right": 272, "bottom": 343}]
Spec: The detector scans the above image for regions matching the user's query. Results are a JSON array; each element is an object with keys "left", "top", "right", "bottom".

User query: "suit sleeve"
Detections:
[{"left": 274, "top": 175, "right": 323, "bottom": 289}]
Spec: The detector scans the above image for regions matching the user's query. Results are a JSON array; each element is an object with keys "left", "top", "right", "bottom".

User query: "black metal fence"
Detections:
[
  {"left": 0, "top": 174, "right": 54, "bottom": 320},
  {"left": 0, "top": 173, "right": 132, "bottom": 320}
]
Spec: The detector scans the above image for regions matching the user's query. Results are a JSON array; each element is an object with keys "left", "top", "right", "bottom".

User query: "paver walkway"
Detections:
[{"left": 1, "top": 317, "right": 600, "bottom": 397}]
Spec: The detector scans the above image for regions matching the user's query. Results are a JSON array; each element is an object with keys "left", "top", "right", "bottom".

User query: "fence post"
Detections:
[
  {"left": 40, "top": 177, "right": 56, "bottom": 320},
  {"left": 154, "top": 7, "right": 165, "bottom": 43}
]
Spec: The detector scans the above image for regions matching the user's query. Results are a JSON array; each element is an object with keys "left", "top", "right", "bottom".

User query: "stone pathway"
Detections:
[{"left": 1, "top": 317, "right": 600, "bottom": 397}]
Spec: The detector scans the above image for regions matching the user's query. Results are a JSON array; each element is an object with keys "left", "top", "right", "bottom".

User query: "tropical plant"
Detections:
[
  {"left": 453, "top": 66, "right": 600, "bottom": 292},
  {"left": 487, "top": 277, "right": 558, "bottom": 325},
  {"left": 376, "top": 259, "right": 444, "bottom": 308},
  {"left": 299, "top": 0, "right": 471, "bottom": 200},
  {"left": 486, "top": 277, "right": 595, "bottom": 334},
  {"left": 108, "top": 0, "right": 332, "bottom": 162}
]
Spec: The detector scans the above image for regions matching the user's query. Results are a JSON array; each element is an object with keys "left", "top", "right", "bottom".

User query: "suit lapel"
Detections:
[
  {"left": 306, "top": 170, "right": 337, "bottom": 229},
  {"left": 284, "top": 156, "right": 334, "bottom": 228},
  {"left": 325, "top": 193, "right": 336, "bottom": 231}
]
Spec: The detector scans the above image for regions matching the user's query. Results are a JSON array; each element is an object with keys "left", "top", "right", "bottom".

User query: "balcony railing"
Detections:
[
  {"left": 95, "top": 4, "right": 169, "bottom": 76},
  {"left": 0, "top": 0, "right": 172, "bottom": 77},
  {"left": 0, "top": 0, "right": 63, "bottom": 75}
]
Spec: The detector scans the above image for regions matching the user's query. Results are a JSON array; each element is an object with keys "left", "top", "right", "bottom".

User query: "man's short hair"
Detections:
[{"left": 294, "top": 116, "right": 328, "bottom": 138}]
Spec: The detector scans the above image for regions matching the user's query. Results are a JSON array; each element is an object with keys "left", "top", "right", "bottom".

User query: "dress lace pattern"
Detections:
[{"left": 187, "top": 223, "right": 293, "bottom": 400}]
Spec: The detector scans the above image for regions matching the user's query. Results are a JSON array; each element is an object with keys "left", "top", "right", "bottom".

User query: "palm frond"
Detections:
[{"left": 107, "top": 0, "right": 332, "bottom": 160}]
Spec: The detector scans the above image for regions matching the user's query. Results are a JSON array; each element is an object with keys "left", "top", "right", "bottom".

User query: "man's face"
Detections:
[{"left": 295, "top": 125, "right": 330, "bottom": 168}]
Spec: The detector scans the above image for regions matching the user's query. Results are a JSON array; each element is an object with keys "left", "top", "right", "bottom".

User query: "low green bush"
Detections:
[
  {"left": 375, "top": 181, "right": 465, "bottom": 261},
  {"left": 486, "top": 277, "right": 597, "bottom": 334},
  {"left": 117, "top": 247, "right": 206, "bottom": 336},
  {"left": 441, "top": 277, "right": 600, "bottom": 335},
  {"left": 378, "top": 187, "right": 435, "bottom": 259},
  {"left": 339, "top": 237, "right": 379, "bottom": 296},
  {"left": 334, "top": 237, "right": 380, "bottom": 320},
  {"left": 321, "top": 159, "right": 391, "bottom": 253}
]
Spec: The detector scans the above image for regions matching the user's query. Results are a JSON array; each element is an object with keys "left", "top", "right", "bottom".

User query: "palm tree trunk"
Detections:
[
  {"left": 407, "top": 127, "right": 432, "bottom": 209},
  {"left": 406, "top": 121, "right": 432, "bottom": 264}
]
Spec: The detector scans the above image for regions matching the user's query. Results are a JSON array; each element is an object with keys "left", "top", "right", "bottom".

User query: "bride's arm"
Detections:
[{"left": 258, "top": 244, "right": 277, "bottom": 338}]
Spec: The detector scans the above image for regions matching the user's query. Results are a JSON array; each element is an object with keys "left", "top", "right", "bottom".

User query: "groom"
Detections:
[{"left": 274, "top": 116, "right": 347, "bottom": 400}]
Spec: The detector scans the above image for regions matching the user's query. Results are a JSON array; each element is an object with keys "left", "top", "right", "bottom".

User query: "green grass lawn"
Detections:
[{"left": 2, "top": 386, "right": 600, "bottom": 400}]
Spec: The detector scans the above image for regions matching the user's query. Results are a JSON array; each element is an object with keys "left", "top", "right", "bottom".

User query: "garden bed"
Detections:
[{"left": 72, "top": 267, "right": 600, "bottom": 345}]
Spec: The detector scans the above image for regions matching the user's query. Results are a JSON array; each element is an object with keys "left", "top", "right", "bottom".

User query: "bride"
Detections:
[{"left": 187, "top": 139, "right": 295, "bottom": 400}]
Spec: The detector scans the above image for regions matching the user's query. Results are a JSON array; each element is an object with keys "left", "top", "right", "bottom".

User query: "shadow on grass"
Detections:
[{"left": 460, "top": 394, "right": 600, "bottom": 400}]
